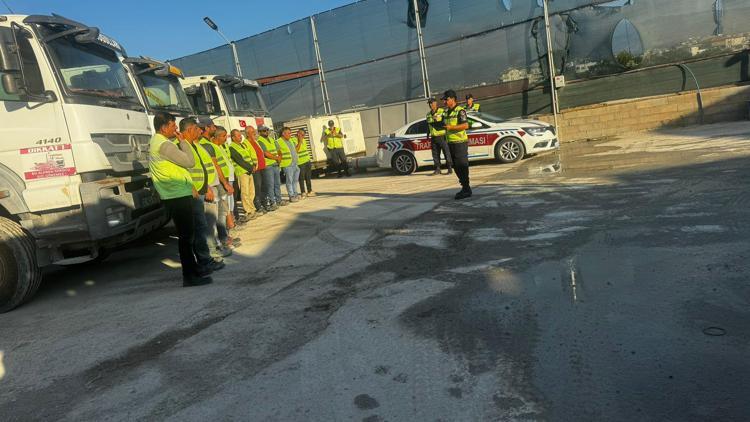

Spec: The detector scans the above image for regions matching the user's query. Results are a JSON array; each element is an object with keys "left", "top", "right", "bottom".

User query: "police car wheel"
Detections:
[
  {"left": 0, "top": 216, "right": 42, "bottom": 313},
  {"left": 392, "top": 152, "right": 417, "bottom": 175},
  {"left": 495, "top": 137, "right": 525, "bottom": 164}
]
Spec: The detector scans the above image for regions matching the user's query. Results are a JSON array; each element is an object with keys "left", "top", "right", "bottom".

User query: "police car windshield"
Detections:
[
  {"left": 472, "top": 112, "right": 505, "bottom": 123},
  {"left": 220, "top": 85, "right": 266, "bottom": 116},
  {"left": 138, "top": 73, "right": 193, "bottom": 114},
  {"left": 43, "top": 32, "right": 138, "bottom": 104}
]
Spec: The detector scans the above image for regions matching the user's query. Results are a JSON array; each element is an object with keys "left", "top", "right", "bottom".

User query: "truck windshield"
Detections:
[
  {"left": 138, "top": 73, "right": 193, "bottom": 114},
  {"left": 220, "top": 85, "right": 266, "bottom": 116},
  {"left": 44, "top": 34, "right": 139, "bottom": 105}
]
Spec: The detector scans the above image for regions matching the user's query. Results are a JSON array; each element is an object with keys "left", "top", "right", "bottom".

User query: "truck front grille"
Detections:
[{"left": 90, "top": 133, "right": 151, "bottom": 174}]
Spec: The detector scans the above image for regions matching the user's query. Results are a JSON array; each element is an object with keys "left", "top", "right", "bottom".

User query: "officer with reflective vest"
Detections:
[
  {"left": 178, "top": 117, "right": 227, "bottom": 269},
  {"left": 293, "top": 128, "right": 315, "bottom": 197},
  {"left": 442, "top": 90, "right": 472, "bottom": 200},
  {"left": 323, "top": 120, "right": 350, "bottom": 178},
  {"left": 197, "top": 118, "right": 234, "bottom": 258},
  {"left": 466, "top": 94, "right": 481, "bottom": 112},
  {"left": 426, "top": 97, "right": 453, "bottom": 176},
  {"left": 257, "top": 125, "right": 285, "bottom": 206},
  {"left": 227, "top": 127, "right": 258, "bottom": 221},
  {"left": 148, "top": 112, "right": 212, "bottom": 287}
]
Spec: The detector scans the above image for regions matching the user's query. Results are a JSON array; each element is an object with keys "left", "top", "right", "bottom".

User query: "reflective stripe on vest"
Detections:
[
  {"left": 325, "top": 128, "right": 344, "bottom": 149},
  {"left": 257, "top": 136, "right": 279, "bottom": 166},
  {"left": 446, "top": 105, "right": 468, "bottom": 143},
  {"left": 278, "top": 138, "right": 293, "bottom": 167},
  {"left": 149, "top": 133, "right": 193, "bottom": 200},
  {"left": 427, "top": 108, "right": 446, "bottom": 137},
  {"left": 184, "top": 141, "right": 216, "bottom": 191},
  {"left": 469, "top": 103, "right": 480, "bottom": 112},
  {"left": 292, "top": 136, "right": 310, "bottom": 164},
  {"left": 228, "top": 142, "right": 253, "bottom": 177},
  {"left": 200, "top": 138, "right": 230, "bottom": 179}
]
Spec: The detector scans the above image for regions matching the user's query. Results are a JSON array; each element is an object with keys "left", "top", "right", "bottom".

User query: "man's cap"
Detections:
[
  {"left": 327, "top": 120, "right": 335, "bottom": 126},
  {"left": 258, "top": 125, "right": 270, "bottom": 131},
  {"left": 196, "top": 116, "right": 214, "bottom": 128},
  {"left": 441, "top": 90, "right": 457, "bottom": 100},
  {"left": 466, "top": 94, "right": 474, "bottom": 100},
  {"left": 427, "top": 97, "right": 437, "bottom": 104}
]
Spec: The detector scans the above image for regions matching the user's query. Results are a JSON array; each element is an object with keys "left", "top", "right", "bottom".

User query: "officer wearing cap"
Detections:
[
  {"left": 442, "top": 90, "right": 472, "bottom": 200},
  {"left": 426, "top": 97, "right": 452, "bottom": 175},
  {"left": 466, "top": 94, "right": 480, "bottom": 112}
]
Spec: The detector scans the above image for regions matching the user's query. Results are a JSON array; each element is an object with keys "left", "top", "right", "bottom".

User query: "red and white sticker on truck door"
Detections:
[{"left": 20, "top": 144, "right": 76, "bottom": 180}]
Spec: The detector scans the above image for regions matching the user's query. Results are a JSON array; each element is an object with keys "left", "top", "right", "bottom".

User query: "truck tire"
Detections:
[{"left": 0, "top": 216, "right": 42, "bottom": 312}]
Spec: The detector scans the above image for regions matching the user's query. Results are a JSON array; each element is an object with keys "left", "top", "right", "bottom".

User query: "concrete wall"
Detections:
[{"left": 535, "top": 83, "right": 750, "bottom": 141}]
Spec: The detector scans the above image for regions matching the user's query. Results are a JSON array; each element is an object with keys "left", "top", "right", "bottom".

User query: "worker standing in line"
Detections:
[
  {"left": 226, "top": 128, "right": 256, "bottom": 222},
  {"left": 243, "top": 127, "right": 269, "bottom": 214},
  {"left": 323, "top": 120, "right": 350, "bottom": 178},
  {"left": 426, "top": 97, "right": 452, "bottom": 176},
  {"left": 209, "top": 126, "right": 242, "bottom": 250},
  {"left": 293, "top": 128, "right": 315, "bottom": 197},
  {"left": 149, "top": 112, "right": 211, "bottom": 287},
  {"left": 442, "top": 90, "right": 473, "bottom": 200},
  {"left": 278, "top": 127, "right": 301, "bottom": 202},
  {"left": 180, "top": 117, "right": 226, "bottom": 272},
  {"left": 197, "top": 118, "right": 234, "bottom": 258},
  {"left": 466, "top": 94, "right": 481, "bottom": 112},
  {"left": 257, "top": 125, "right": 285, "bottom": 207}
]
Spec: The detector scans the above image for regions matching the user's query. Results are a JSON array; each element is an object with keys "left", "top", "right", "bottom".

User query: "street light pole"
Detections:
[
  {"left": 203, "top": 16, "right": 243, "bottom": 78},
  {"left": 542, "top": 0, "right": 560, "bottom": 134}
]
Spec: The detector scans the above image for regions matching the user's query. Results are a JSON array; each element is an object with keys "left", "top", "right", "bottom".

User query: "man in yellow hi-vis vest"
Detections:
[
  {"left": 322, "top": 120, "right": 351, "bottom": 178},
  {"left": 466, "top": 94, "right": 481, "bottom": 112},
  {"left": 442, "top": 90, "right": 472, "bottom": 200},
  {"left": 426, "top": 97, "right": 453, "bottom": 176},
  {"left": 149, "top": 112, "right": 212, "bottom": 287}
]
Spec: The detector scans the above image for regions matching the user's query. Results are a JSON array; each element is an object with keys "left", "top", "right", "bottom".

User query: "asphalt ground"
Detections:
[{"left": 1, "top": 122, "right": 750, "bottom": 421}]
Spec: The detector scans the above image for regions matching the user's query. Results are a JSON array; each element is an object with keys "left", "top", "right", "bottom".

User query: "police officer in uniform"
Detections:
[
  {"left": 466, "top": 94, "right": 481, "bottom": 112},
  {"left": 442, "top": 90, "right": 472, "bottom": 200},
  {"left": 426, "top": 97, "right": 452, "bottom": 175}
]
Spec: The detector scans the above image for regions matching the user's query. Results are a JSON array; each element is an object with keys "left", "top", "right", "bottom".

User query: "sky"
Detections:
[{"left": 4, "top": 0, "right": 355, "bottom": 60}]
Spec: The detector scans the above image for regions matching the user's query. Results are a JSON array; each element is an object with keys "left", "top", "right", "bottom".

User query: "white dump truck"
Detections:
[
  {"left": 180, "top": 74, "right": 273, "bottom": 133},
  {"left": 123, "top": 56, "right": 194, "bottom": 128},
  {"left": 0, "top": 14, "right": 167, "bottom": 311},
  {"left": 284, "top": 113, "right": 367, "bottom": 175}
]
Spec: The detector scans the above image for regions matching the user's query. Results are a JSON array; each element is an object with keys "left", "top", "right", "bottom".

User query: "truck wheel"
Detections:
[
  {"left": 0, "top": 217, "right": 42, "bottom": 313},
  {"left": 392, "top": 152, "right": 417, "bottom": 175},
  {"left": 495, "top": 137, "right": 525, "bottom": 164}
]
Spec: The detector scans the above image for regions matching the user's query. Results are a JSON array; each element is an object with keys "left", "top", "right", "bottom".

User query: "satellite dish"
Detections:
[{"left": 611, "top": 19, "right": 644, "bottom": 68}]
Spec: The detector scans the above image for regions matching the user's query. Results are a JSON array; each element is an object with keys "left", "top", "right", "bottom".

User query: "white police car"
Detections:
[{"left": 376, "top": 112, "right": 558, "bottom": 175}]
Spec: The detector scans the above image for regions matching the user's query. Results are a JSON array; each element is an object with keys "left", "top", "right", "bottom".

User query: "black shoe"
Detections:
[
  {"left": 209, "top": 259, "right": 226, "bottom": 272},
  {"left": 337, "top": 173, "right": 343, "bottom": 178},
  {"left": 454, "top": 187, "right": 472, "bottom": 200},
  {"left": 430, "top": 170, "right": 440, "bottom": 176},
  {"left": 345, "top": 171, "right": 352, "bottom": 177},
  {"left": 446, "top": 169, "right": 453, "bottom": 175},
  {"left": 183, "top": 273, "right": 213, "bottom": 287}
]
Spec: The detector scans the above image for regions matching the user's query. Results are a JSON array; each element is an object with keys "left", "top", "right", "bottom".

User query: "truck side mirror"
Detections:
[
  {"left": 201, "top": 83, "right": 216, "bottom": 114},
  {"left": 1, "top": 73, "right": 20, "bottom": 95}
]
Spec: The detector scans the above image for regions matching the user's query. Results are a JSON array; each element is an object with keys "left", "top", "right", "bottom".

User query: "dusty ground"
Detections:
[{"left": 1, "top": 122, "right": 750, "bottom": 421}]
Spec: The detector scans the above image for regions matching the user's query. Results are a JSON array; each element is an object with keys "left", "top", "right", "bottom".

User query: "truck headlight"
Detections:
[{"left": 106, "top": 207, "right": 126, "bottom": 227}]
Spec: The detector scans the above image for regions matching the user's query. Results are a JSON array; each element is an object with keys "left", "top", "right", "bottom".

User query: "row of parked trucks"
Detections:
[{"left": 0, "top": 13, "right": 369, "bottom": 311}]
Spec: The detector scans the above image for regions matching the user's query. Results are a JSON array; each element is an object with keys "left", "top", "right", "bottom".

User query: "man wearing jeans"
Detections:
[
  {"left": 197, "top": 118, "right": 234, "bottom": 257},
  {"left": 257, "top": 126, "right": 285, "bottom": 207},
  {"left": 278, "top": 127, "right": 301, "bottom": 202},
  {"left": 148, "top": 112, "right": 212, "bottom": 287},
  {"left": 243, "top": 127, "right": 270, "bottom": 213},
  {"left": 293, "top": 128, "right": 315, "bottom": 197}
]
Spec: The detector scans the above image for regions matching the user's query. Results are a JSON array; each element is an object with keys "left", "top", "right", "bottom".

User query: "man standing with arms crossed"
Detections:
[
  {"left": 426, "top": 97, "right": 452, "bottom": 176},
  {"left": 197, "top": 118, "right": 234, "bottom": 257},
  {"left": 278, "top": 127, "right": 301, "bottom": 202},
  {"left": 242, "top": 127, "right": 268, "bottom": 214},
  {"left": 149, "top": 112, "right": 212, "bottom": 287},
  {"left": 227, "top": 128, "right": 257, "bottom": 222},
  {"left": 442, "top": 90, "right": 472, "bottom": 200},
  {"left": 293, "top": 128, "right": 315, "bottom": 197}
]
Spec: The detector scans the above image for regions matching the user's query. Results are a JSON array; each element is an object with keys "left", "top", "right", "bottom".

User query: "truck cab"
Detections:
[
  {"left": 0, "top": 14, "right": 167, "bottom": 311},
  {"left": 180, "top": 74, "right": 273, "bottom": 133},
  {"left": 122, "top": 56, "right": 194, "bottom": 130}
]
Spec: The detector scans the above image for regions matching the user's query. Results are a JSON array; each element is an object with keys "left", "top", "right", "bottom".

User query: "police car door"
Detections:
[
  {"left": 467, "top": 117, "right": 493, "bottom": 161},
  {"left": 403, "top": 119, "right": 431, "bottom": 165}
]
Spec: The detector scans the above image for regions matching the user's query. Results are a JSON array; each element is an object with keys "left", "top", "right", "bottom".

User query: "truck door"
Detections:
[{"left": 0, "top": 24, "right": 76, "bottom": 212}]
